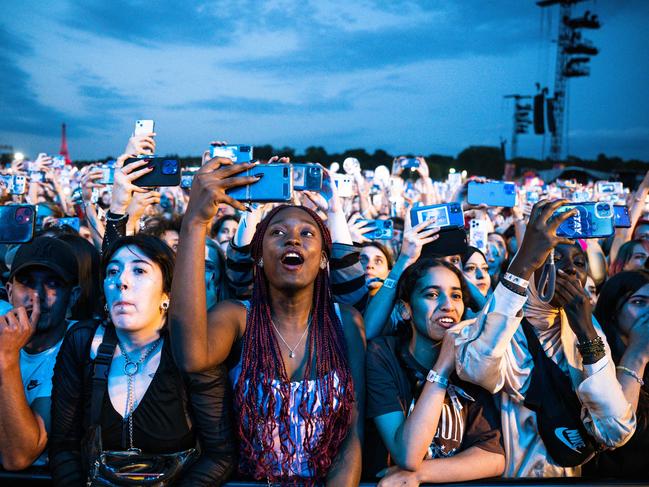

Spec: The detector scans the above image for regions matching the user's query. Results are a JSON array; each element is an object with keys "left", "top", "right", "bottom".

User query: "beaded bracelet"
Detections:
[{"left": 576, "top": 336, "right": 605, "bottom": 356}]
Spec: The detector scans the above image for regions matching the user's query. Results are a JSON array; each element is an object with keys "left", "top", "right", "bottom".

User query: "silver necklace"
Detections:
[
  {"left": 271, "top": 315, "right": 312, "bottom": 359},
  {"left": 118, "top": 337, "right": 162, "bottom": 450}
]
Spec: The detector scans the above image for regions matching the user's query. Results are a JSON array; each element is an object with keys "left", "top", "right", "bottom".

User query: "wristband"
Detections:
[
  {"left": 616, "top": 366, "right": 645, "bottom": 386},
  {"left": 500, "top": 277, "right": 527, "bottom": 297},
  {"left": 383, "top": 277, "right": 397, "bottom": 289},
  {"left": 576, "top": 336, "right": 605, "bottom": 356},
  {"left": 426, "top": 370, "right": 449, "bottom": 389},
  {"left": 503, "top": 272, "right": 529, "bottom": 289}
]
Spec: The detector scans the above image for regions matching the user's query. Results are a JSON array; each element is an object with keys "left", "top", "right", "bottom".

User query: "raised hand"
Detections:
[
  {"left": 184, "top": 158, "right": 259, "bottom": 226},
  {"left": 507, "top": 199, "right": 577, "bottom": 280},
  {"left": 124, "top": 133, "right": 156, "bottom": 156},
  {"left": 398, "top": 218, "right": 441, "bottom": 268},
  {"left": 110, "top": 154, "right": 153, "bottom": 214}
]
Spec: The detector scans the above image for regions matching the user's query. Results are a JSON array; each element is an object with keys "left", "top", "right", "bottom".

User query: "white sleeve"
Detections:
[{"left": 455, "top": 283, "right": 527, "bottom": 394}]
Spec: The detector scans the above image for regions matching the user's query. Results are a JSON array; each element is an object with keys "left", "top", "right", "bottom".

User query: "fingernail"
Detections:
[{"left": 256, "top": 174, "right": 264, "bottom": 179}]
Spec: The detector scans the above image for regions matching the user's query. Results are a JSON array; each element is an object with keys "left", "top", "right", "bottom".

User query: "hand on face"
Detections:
[
  {"left": 0, "top": 298, "right": 39, "bottom": 363},
  {"left": 553, "top": 268, "right": 594, "bottom": 338}
]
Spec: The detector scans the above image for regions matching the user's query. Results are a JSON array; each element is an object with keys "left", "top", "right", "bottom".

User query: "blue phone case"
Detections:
[
  {"left": 556, "top": 202, "right": 614, "bottom": 238},
  {"left": 358, "top": 219, "right": 394, "bottom": 240},
  {"left": 0, "top": 205, "right": 36, "bottom": 243},
  {"left": 410, "top": 203, "right": 464, "bottom": 229},
  {"left": 613, "top": 205, "right": 631, "bottom": 228},
  {"left": 226, "top": 163, "right": 292, "bottom": 202},
  {"left": 467, "top": 181, "right": 517, "bottom": 207}
]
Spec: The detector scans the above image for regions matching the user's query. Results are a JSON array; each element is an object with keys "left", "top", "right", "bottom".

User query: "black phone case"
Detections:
[
  {"left": 124, "top": 157, "right": 181, "bottom": 187},
  {"left": 420, "top": 226, "right": 468, "bottom": 258}
]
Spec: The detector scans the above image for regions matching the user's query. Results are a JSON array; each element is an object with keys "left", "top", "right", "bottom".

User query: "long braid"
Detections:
[{"left": 234, "top": 205, "right": 355, "bottom": 484}]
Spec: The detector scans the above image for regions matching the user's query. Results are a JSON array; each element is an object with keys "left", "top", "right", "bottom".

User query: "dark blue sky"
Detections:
[{"left": 2, "top": 0, "right": 648, "bottom": 162}]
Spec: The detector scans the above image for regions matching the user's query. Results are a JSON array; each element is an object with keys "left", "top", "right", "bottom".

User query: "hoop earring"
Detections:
[
  {"left": 257, "top": 258, "right": 264, "bottom": 268},
  {"left": 160, "top": 301, "right": 169, "bottom": 311}
]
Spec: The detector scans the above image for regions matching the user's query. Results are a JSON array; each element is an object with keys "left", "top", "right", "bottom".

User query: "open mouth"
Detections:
[
  {"left": 280, "top": 250, "right": 305, "bottom": 267},
  {"left": 436, "top": 316, "right": 456, "bottom": 329}
]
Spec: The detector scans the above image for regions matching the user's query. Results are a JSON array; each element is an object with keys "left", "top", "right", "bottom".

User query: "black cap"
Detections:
[{"left": 8, "top": 237, "right": 78, "bottom": 286}]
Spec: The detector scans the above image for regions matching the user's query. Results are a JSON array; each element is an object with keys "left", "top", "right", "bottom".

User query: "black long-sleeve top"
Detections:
[{"left": 49, "top": 320, "right": 236, "bottom": 486}]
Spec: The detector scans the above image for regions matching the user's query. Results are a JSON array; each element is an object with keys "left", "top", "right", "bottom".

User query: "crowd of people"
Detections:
[{"left": 0, "top": 131, "right": 647, "bottom": 486}]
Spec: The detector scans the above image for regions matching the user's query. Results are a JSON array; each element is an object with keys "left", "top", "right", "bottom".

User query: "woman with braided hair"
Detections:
[{"left": 170, "top": 157, "right": 365, "bottom": 485}]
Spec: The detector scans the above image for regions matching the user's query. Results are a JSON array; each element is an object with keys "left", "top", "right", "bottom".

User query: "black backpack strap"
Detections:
[{"left": 90, "top": 324, "right": 118, "bottom": 425}]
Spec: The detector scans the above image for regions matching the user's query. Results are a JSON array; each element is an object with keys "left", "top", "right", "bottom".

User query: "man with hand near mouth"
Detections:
[{"left": 0, "top": 237, "right": 79, "bottom": 471}]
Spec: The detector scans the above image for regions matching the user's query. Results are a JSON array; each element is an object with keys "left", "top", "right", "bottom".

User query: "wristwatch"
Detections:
[{"left": 426, "top": 370, "right": 449, "bottom": 389}]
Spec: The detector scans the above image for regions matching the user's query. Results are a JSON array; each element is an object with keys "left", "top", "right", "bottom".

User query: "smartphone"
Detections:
[
  {"left": 410, "top": 203, "right": 465, "bottom": 229},
  {"left": 526, "top": 190, "right": 540, "bottom": 205},
  {"left": 613, "top": 205, "right": 631, "bottom": 228},
  {"left": 401, "top": 158, "right": 420, "bottom": 170},
  {"left": 29, "top": 171, "right": 45, "bottom": 183},
  {"left": 26, "top": 161, "right": 38, "bottom": 172},
  {"left": 52, "top": 155, "right": 66, "bottom": 168},
  {"left": 98, "top": 165, "right": 115, "bottom": 185},
  {"left": 596, "top": 181, "right": 623, "bottom": 195},
  {"left": 123, "top": 157, "right": 181, "bottom": 187},
  {"left": 12, "top": 175, "right": 27, "bottom": 195},
  {"left": 467, "top": 181, "right": 517, "bottom": 207},
  {"left": 134, "top": 120, "right": 155, "bottom": 136},
  {"left": 469, "top": 219, "right": 489, "bottom": 253},
  {"left": 210, "top": 144, "right": 254, "bottom": 163},
  {"left": 0, "top": 205, "right": 36, "bottom": 243},
  {"left": 180, "top": 170, "right": 196, "bottom": 189},
  {"left": 448, "top": 172, "right": 462, "bottom": 187},
  {"left": 555, "top": 202, "right": 615, "bottom": 239},
  {"left": 332, "top": 174, "right": 353, "bottom": 198},
  {"left": 226, "top": 163, "right": 292, "bottom": 202},
  {"left": 292, "top": 163, "right": 323, "bottom": 191},
  {"left": 54, "top": 217, "right": 81, "bottom": 232},
  {"left": 358, "top": 219, "right": 394, "bottom": 240},
  {"left": 421, "top": 227, "right": 469, "bottom": 258}
]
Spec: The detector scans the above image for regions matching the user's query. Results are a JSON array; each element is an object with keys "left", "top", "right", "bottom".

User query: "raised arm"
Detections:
[
  {"left": 364, "top": 218, "right": 440, "bottom": 340},
  {"left": 455, "top": 200, "right": 577, "bottom": 393},
  {"left": 169, "top": 158, "right": 258, "bottom": 372}
]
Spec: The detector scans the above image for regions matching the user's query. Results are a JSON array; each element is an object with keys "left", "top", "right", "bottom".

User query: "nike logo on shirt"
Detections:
[
  {"left": 555, "top": 427, "right": 586, "bottom": 453},
  {"left": 27, "top": 379, "right": 41, "bottom": 391}
]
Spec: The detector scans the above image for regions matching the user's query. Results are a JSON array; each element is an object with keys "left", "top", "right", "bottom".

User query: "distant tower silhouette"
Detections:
[{"left": 59, "top": 123, "right": 70, "bottom": 164}]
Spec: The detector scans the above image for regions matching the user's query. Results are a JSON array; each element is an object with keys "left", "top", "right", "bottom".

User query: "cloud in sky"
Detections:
[{"left": 1, "top": 0, "right": 648, "bottom": 162}]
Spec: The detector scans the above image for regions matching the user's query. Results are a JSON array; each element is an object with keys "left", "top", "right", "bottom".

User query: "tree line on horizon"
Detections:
[{"left": 69, "top": 144, "right": 648, "bottom": 181}]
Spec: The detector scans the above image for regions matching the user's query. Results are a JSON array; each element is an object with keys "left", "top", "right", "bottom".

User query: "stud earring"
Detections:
[
  {"left": 160, "top": 301, "right": 169, "bottom": 311},
  {"left": 320, "top": 258, "right": 327, "bottom": 270},
  {"left": 257, "top": 258, "right": 264, "bottom": 268}
]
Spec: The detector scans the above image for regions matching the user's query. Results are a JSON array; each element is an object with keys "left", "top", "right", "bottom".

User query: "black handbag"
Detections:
[
  {"left": 82, "top": 324, "right": 198, "bottom": 486},
  {"left": 521, "top": 319, "right": 600, "bottom": 467}
]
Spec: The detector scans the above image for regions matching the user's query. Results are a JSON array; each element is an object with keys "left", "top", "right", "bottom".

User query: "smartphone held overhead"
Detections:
[
  {"left": 468, "top": 180, "right": 517, "bottom": 207},
  {"left": 0, "top": 205, "right": 36, "bottom": 243},
  {"left": 555, "top": 202, "right": 614, "bottom": 239},
  {"left": 225, "top": 163, "right": 292, "bottom": 202},
  {"left": 124, "top": 156, "right": 181, "bottom": 187}
]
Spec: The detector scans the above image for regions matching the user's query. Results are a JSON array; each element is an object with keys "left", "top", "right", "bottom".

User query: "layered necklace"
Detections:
[{"left": 118, "top": 337, "right": 162, "bottom": 451}]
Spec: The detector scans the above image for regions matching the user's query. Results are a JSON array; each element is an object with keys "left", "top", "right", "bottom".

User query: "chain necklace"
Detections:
[
  {"left": 270, "top": 314, "right": 312, "bottom": 359},
  {"left": 118, "top": 337, "right": 162, "bottom": 451}
]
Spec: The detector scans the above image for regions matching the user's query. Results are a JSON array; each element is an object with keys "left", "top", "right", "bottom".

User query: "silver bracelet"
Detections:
[
  {"left": 616, "top": 366, "right": 645, "bottom": 386},
  {"left": 105, "top": 212, "right": 128, "bottom": 223}
]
